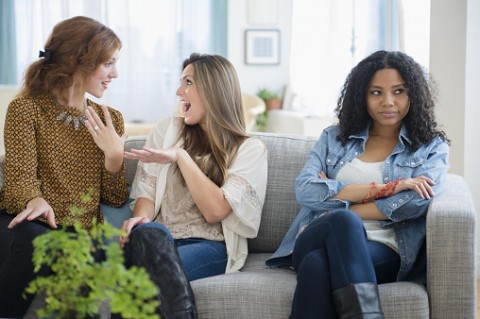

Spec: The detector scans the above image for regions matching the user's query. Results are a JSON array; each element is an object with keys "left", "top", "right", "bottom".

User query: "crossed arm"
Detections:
[{"left": 318, "top": 171, "right": 435, "bottom": 220}]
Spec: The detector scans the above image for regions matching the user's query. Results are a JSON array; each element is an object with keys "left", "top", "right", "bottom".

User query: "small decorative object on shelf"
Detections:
[{"left": 257, "top": 88, "right": 282, "bottom": 110}]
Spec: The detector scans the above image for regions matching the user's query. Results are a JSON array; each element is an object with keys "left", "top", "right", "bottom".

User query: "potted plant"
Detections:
[
  {"left": 257, "top": 88, "right": 282, "bottom": 110},
  {"left": 254, "top": 109, "right": 269, "bottom": 132},
  {"left": 26, "top": 189, "right": 159, "bottom": 319}
]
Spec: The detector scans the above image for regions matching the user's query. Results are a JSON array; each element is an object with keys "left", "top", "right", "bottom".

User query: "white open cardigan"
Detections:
[{"left": 129, "top": 117, "right": 268, "bottom": 272}]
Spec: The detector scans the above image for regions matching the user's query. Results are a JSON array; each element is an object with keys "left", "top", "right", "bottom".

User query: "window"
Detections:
[
  {"left": 1, "top": 0, "right": 227, "bottom": 123},
  {"left": 289, "top": 0, "right": 430, "bottom": 117}
]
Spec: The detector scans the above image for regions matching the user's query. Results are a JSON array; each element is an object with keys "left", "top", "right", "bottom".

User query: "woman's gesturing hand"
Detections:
[
  {"left": 85, "top": 105, "right": 126, "bottom": 158},
  {"left": 124, "top": 147, "right": 179, "bottom": 164}
]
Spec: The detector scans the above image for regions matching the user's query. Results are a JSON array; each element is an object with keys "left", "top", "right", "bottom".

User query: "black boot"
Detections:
[
  {"left": 130, "top": 227, "right": 198, "bottom": 319},
  {"left": 332, "top": 283, "right": 384, "bottom": 319}
]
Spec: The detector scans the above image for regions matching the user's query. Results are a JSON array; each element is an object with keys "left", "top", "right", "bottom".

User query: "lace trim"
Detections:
[
  {"left": 224, "top": 173, "right": 262, "bottom": 210},
  {"left": 138, "top": 166, "right": 157, "bottom": 188}
]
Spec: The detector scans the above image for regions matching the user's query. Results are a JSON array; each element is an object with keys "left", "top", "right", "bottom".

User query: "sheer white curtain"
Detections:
[
  {"left": 13, "top": 0, "right": 180, "bottom": 123},
  {"left": 289, "top": 0, "right": 430, "bottom": 118}
]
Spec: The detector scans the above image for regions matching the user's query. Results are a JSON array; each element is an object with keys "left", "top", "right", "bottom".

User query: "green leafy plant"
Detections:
[
  {"left": 26, "top": 189, "right": 160, "bottom": 319},
  {"left": 256, "top": 88, "right": 280, "bottom": 101},
  {"left": 255, "top": 88, "right": 282, "bottom": 131},
  {"left": 255, "top": 109, "right": 269, "bottom": 132}
]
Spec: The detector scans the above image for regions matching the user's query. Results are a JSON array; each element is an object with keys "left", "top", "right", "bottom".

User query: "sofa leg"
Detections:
[{"left": 332, "top": 283, "right": 384, "bottom": 319}]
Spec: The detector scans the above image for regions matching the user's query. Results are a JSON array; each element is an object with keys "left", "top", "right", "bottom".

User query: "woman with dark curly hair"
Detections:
[{"left": 266, "top": 50, "right": 450, "bottom": 318}]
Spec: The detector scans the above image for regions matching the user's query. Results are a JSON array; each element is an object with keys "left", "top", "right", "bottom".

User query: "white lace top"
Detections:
[
  {"left": 157, "top": 164, "right": 224, "bottom": 241},
  {"left": 129, "top": 117, "right": 268, "bottom": 273}
]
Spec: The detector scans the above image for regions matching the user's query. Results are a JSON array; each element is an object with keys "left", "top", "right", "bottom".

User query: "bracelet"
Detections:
[
  {"left": 374, "top": 178, "right": 402, "bottom": 200},
  {"left": 362, "top": 182, "right": 377, "bottom": 203}
]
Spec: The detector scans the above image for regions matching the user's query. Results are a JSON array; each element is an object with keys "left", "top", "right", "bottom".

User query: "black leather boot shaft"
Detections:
[
  {"left": 130, "top": 227, "right": 198, "bottom": 319},
  {"left": 332, "top": 283, "right": 384, "bottom": 319}
]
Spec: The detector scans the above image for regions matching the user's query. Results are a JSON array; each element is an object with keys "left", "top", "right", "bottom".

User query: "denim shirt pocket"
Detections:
[
  {"left": 395, "top": 155, "right": 426, "bottom": 178},
  {"left": 326, "top": 151, "right": 351, "bottom": 176}
]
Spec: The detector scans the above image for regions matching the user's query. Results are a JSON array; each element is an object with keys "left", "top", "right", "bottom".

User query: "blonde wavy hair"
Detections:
[
  {"left": 178, "top": 53, "right": 249, "bottom": 187},
  {"left": 18, "top": 16, "right": 121, "bottom": 108}
]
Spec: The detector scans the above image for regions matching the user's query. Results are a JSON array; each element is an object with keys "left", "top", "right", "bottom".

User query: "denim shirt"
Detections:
[{"left": 266, "top": 124, "right": 449, "bottom": 284}]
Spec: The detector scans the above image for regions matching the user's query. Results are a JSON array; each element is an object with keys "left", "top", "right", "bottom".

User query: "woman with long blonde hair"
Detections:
[{"left": 122, "top": 53, "right": 268, "bottom": 318}]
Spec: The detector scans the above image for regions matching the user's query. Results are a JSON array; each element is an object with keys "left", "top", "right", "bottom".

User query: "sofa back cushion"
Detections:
[
  {"left": 124, "top": 136, "right": 147, "bottom": 185},
  {"left": 123, "top": 132, "right": 317, "bottom": 254},
  {"left": 249, "top": 133, "right": 316, "bottom": 253}
]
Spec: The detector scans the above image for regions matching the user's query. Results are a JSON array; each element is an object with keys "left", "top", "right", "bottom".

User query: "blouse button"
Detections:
[
  {"left": 384, "top": 177, "right": 389, "bottom": 181},
  {"left": 340, "top": 161, "right": 344, "bottom": 165},
  {"left": 392, "top": 203, "right": 398, "bottom": 207},
  {"left": 411, "top": 161, "right": 415, "bottom": 165}
]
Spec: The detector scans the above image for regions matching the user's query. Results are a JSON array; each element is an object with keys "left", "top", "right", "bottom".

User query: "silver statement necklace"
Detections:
[{"left": 56, "top": 99, "right": 88, "bottom": 130}]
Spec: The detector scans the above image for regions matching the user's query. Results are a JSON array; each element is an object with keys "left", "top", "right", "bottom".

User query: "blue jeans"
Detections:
[
  {"left": 291, "top": 209, "right": 400, "bottom": 319},
  {"left": 125, "top": 222, "right": 227, "bottom": 281}
]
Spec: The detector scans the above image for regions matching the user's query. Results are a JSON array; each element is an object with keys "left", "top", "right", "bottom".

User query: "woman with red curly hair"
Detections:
[{"left": 0, "top": 16, "right": 128, "bottom": 317}]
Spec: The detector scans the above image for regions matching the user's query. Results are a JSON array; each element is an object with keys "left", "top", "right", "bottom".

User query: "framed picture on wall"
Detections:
[{"left": 245, "top": 29, "right": 280, "bottom": 65}]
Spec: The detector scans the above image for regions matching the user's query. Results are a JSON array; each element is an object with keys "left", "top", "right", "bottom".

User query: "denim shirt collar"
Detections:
[{"left": 349, "top": 123, "right": 412, "bottom": 150}]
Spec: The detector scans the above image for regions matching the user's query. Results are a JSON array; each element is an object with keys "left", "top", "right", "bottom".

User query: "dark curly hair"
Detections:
[{"left": 335, "top": 50, "right": 449, "bottom": 151}]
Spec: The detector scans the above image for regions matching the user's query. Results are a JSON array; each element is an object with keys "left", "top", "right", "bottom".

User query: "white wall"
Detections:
[
  {"left": 465, "top": 0, "right": 480, "bottom": 213},
  {"left": 465, "top": 0, "right": 480, "bottom": 276},
  {"left": 227, "top": 0, "right": 292, "bottom": 97},
  {"left": 430, "top": 0, "right": 480, "bottom": 275}
]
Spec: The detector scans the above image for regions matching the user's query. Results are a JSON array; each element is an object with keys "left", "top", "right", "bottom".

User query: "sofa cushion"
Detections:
[
  {"left": 124, "top": 135, "right": 148, "bottom": 186},
  {"left": 378, "top": 282, "right": 429, "bottom": 318},
  {"left": 249, "top": 133, "right": 316, "bottom": 253},
  {"left": 191, "top": 267, "right": 296, "bottom": 318},
  {"left": 191, "top": 253, "right": 430, "bottom": 319}
]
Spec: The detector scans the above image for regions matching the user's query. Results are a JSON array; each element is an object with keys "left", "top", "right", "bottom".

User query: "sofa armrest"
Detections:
[{"left": 427, "top": 174, "right": 476, "bottom": 319}]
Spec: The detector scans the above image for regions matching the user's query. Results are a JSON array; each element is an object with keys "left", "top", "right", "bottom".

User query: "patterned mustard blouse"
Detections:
[{"left": 0, "top": 95, "right": 129, "bottom": 228}]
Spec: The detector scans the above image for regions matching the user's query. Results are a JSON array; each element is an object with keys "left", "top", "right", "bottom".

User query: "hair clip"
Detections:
[{"left": 39, "top": 50, "right": 53, "bottom": 63}]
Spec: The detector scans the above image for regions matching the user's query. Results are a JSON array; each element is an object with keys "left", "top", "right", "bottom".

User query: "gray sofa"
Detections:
[{"left": 21, "top": 132, "right": 477, "bottom": 318}]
